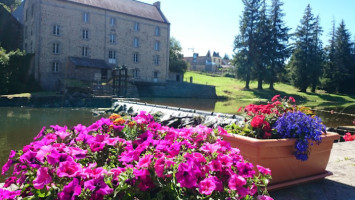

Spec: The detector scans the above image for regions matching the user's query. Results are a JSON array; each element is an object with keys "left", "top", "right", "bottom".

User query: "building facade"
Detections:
[
  {"left": 23, "top": 0, "right": 170, "bottom": 90},
  {"left": 184, "top": 51, "right": 221, "bottom": 73}
]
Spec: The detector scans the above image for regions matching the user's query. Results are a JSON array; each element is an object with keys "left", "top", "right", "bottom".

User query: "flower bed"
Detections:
[{"left": 1, "top": 112, "right": 273, "bottom": 200}]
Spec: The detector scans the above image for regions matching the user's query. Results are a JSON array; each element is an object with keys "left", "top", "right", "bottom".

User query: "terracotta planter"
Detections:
[{"left": 222, "top": 132, "right": 340, "bottom": 189}]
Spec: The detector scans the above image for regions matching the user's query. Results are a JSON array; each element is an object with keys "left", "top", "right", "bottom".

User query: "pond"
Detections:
[{"left": 0, "top": 98, "right": 354, "bottom": 181}]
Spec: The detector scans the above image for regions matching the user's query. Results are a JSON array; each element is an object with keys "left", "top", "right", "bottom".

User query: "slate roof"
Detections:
[
  {"left": 69, "top": 57, "right": 112, "bottom": 69},
  {"left": 64, "top": 0, "right": 169, "bottom": 23}
]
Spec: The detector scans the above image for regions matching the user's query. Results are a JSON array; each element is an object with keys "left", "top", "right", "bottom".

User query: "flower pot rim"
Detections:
[{"left": 223, "top": 132, "right": 340, "bottom": 148}]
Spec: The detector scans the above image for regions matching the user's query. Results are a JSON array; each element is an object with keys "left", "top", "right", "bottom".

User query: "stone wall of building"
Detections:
[{"left": 23, "top": 0, "right": 170, "bottom": 91}]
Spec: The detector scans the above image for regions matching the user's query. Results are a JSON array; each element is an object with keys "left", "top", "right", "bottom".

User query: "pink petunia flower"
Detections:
[
  {"left": 137, "top": 154, "right": 154, "bottom": 169},
  {"left": 257, "top": 165, "right": 272, "bottom": 176},
  {"left": 33, "top": 167, "right": 52, "bottom": 189},
  {"left": 58, "top": 178, "right": 82, "bottom": 200},
  {"left": 228, "top": 174, "right": 247, "bottom": 190},
  {"left": 56, "top": 161, "right": 82, "bottom": 178},
  {"left": 198, "top": 177, "right": 216, "bottom": 196}
]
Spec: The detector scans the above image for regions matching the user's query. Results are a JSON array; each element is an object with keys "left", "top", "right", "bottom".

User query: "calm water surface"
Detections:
[{"left": 1, "top": 98, "right": 354, "bottom": 181}]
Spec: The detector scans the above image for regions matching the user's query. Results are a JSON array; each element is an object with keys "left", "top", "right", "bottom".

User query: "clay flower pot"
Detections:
[{"left": 222, "top": 132, "right": 340, "bottom": 189}]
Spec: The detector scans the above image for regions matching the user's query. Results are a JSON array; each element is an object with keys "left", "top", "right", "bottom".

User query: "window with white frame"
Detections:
[
  {"left": 109, "top": 50, "right": 116, "bottom": 59},
  {"left": 53, "top": 43, "right": 59, "bottom": 54},
  {"left": 83, "top": 29, "right": 89, "bottom": 40},
  {"left": 134, "top": 22, "right": 139, "bottom": 32},
  {"left": 133, "top": 37, "right": 139, "bottom": 48},
  {"left": 53, "top": 25, "right": 60, "bottom": 35},
  {"left": 154, "top": 41, "right": 160, "bottom": 51},
  {"left": 155, "top": 26, "right": 160, "bottom": 36},
  {"left": 82, "top": 47, "right": 88, "bottom": 57},
  {"left": 110, "top": 34, "right": 116, "bottom": 44},
  {"left": 154, "top": 55, "right": 160, "bottom": 65},
  {"left": 52, "top": 62, "right": 59, "bottom": 72},
  {"left": 110, "top": 17, "right": 115, "bottom": 26},
  {"left": 83, "top": 12, "right": 89, "bottom": 22},
  {"left": 133, "top": 53, "right": 139, "bottom": 63}
]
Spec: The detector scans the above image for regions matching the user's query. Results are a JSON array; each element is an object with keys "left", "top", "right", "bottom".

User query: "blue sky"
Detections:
[{"left": 143, "top": 0, "right": 355, "bottom": 58}]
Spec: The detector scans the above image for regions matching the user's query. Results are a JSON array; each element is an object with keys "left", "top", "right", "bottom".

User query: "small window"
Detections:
[
  {"left": 155, "top": 26, "right": 160, "bottom": 36},
  {"left": 82, "top": 47, "right": 88, "bottom": 57},
  {"left": 133, "top": 69, "right": 139, "bottom": 78},
  {"left": 134, "top": 37, "right": 139, "bottom": 48},
  {"left": 110, "top": 34, "right": 116, "bottom": 44},
  {"left": 154, "top": 41, "right": 160, "bottom": 51},
  {"left": 83, "top": 12, "right": 89, "bottom": 23},
  {"left": 53, "top": 25, "right": 60, "bottom": 35},
  {"left": 133, "top": 53, "right": 139, "bottom": 63},
  {"left": 52, "top": 62, "right": 59, "bottom": 72},
  {"left": 134, "top": 22, "right": 139, "bottom": 32},
  {"left": 83, "top": 29, "right": 89, "bottom": 40},
  {"left": 154, "top": 71, "right": 158, "bottom": 78},
  {"left": 109, "top": 50, "right": 116, "bottom": 59},
  {"left": 110, "top": 17, "right": 115, "bottom": 26},
  {"left": 53, "top": 43, "right": 59, "bottom": 54},
  {"left": 154, "top": 55, "right": 160, "bottom": 65}
]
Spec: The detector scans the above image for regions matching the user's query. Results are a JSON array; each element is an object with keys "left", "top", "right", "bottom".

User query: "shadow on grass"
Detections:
[
  {"left": 310, "top": 92, "right": 350, "bottom": 103},
  {"left": 251, "top": 89, "right": 307, "bottom": 102},
  {"left": 270, "top": 179, "right": 355, "bottom": 200}
]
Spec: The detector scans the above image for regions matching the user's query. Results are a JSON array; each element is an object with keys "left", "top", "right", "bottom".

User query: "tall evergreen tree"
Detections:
[
  {"left": 333, "top": 20, "right": 353, "bottom": 93},
  {"left": 253, "top": 0, "right": 271, "bottom": 90},
  {"left": 288, "top": 5, "right": 323, "bottom": 93},
  {"left": 309, "top": 16, "right": 324, "bottom": 93},
  {"left": 266, "top": 0, "right": 290, "bottom": 90},
  {"left": 233, "top": 0, "right": 262, "bottom": 89},
  {"left": 322, "top": 20, "right": 337, "bottom": 92}
]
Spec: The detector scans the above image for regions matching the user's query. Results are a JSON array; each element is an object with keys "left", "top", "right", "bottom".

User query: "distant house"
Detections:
[
  {"left": 0, "top": 5, "right": 23, "bottom": 51},
  {"left": 184, "top": 50, "right": 222, "bottom": 72},
  {"left": 21, "top": 0, "right": 170, "bottom": 91}
]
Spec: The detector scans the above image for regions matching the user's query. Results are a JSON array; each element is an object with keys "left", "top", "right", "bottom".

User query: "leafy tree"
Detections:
[
  {"left": 0, "top": 0, "right": 21, "bottom": 10},
  {"left": 288, "top": 5, "right": 323, "bottom": 93},
  {"left": 0, "top": 46, "right": 10, "bottom": 94},
  {"left": 223, "top": 54, "right": 230, "bottom": 60},
  {"left": 169, "top": 37, "right": 187, "bottom": 73},
  {"left": 233, "top": 0, "right": 262, "bottom": 89},
  {"left": 265, "top": 0, "right": 290, "bottom": 90}
]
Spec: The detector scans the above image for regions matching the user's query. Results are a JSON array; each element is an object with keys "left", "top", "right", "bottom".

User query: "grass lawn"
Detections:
[{"left": 184, "top": 71, "right": 355, "bottom": 112}]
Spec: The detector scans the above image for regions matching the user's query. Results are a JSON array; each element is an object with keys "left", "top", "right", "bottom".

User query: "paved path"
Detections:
[{"left": 270, "top": 141, "right": 355, "bottom": 200}]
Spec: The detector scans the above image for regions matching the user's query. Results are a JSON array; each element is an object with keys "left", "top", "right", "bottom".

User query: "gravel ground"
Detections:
[{"left": 270, "top": 141, "right": 355, "bottom": 200}]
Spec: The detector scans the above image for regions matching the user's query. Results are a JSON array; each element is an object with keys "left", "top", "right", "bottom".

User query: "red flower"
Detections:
[
  {"left": 343, "top": 132, "right": 355, "bottom": 141},
  {"left": 250, "top": 115, "right": 265, "bottom": 128},
  {"left": 288, "top": 96, "right": 296, "bottom": 103},
  {"left": 271, "top": 95, "right": 280, "bottom": 102}
]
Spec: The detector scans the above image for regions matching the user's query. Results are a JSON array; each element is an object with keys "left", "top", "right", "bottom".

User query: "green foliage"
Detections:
[
  {"left": 169, "top": 37, "right": 188, "bottom": 73},
  {"left": 0, "top": 0, "right": 21, "bottom": 9},
  {"left": 288, "top": 5, "right": 324, "bottom": 93},
  {"left": 322, "top": 20, "right": 354, "bottom": 93},
  {"left": 0, "top": 46, "right": 40, "bottom": 94}
]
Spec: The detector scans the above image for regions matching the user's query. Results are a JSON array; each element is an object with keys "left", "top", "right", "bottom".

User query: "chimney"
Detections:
[{"left": 153, "top": 1, "right": 160, "bottom": 9}]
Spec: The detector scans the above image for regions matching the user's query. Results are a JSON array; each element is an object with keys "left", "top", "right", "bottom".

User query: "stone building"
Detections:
[
  {"left": 22, "top": 0, "right": 170, "bottom": 90},
  {"left": 184, "top": 50, "right": 221, "bottom": 73}
]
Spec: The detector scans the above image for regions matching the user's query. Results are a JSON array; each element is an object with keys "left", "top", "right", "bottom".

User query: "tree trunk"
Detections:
[
  {"left": 245, "top": 74, "right": 250, "bottom": 89},
  {"left": 269, "top": 81, "right": 274, "bottom": 90},
  {"left": 257, "top": 76, "right": 263, "bottom": 90}
]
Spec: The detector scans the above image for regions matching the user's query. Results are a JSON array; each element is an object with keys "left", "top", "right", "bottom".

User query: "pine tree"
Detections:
[
  {"left": 309, "top": 16, "right": 324, "bottom": 93},
  {"left": 233, "top": 0, "right": 262, "bottom": 89},
  {"left": 322, "top": 20, "right": 337, "bottom": 92},
  {"left": 335, "top": 21, "right": 353, "bottom": 93},
  {"left": 266, "top": 0, "right": 290, "bottom": 90},
  {"left": 253, "top": 0, "right": 271, "bottom": 90},
  {"left": 288, "top": 5, "right": 323, "bottom": 93}
]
